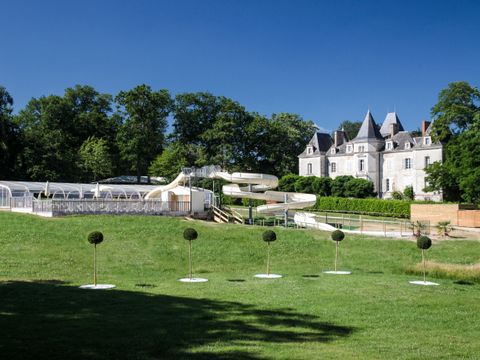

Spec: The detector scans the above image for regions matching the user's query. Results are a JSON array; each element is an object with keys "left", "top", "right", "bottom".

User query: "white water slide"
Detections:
[{"left": 144, "top": 168, "right": 316, "bottom": 214}]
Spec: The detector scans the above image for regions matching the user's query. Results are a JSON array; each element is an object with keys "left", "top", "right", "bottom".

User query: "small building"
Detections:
[{"left": 298, "top": 111, "right": 443, "bottom": 201}]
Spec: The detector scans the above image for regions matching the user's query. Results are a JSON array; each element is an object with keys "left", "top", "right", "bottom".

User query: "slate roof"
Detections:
[
  {"left": 298, "top": 132, "right": 333, "bottom": 158},
  {"left": 352, "top": 111, "right": 383, "bottom": 142},
  {"left": 380, "top": 112, "right": 405, "bottom": 137}
]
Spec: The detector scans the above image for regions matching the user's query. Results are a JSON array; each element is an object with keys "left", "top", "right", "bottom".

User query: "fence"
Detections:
[{"left": 9, "top": 197, "right": 191, "bottom": 216}]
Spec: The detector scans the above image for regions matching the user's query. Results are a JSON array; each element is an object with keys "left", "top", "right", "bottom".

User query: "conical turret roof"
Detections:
[
  {"left": 353, "top": 110, "right": 383, "bottom": 141},
  {"left": 380, "top": 112, "right": 404, "bottom": 137}
]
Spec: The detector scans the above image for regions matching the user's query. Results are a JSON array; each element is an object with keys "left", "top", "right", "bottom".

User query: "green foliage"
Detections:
[
  {"left": 116, "top": 84, "right": 173, "bottom": 182},
  {"left": 183, "top": 228, "right": 198, "bottom": 241},
  {"left": 314, "top": 196, "right": 411, "bottom": 218},
  {"left": 331, "top": 230, "right": 345, "bottom": 242},
  {"left": 148, "top": 142, "right": 188, "bottom": 183},
  {"left": 278, "top": 173, "right": 300, "bottom": 192},
  {"left": 436, "top": 221, "right": 453, "bottom": 237},
  {"left": 403, "top": 185, "right": 414, "bottom": 201},
  {"left": 337, "top": 120, "right": 361, "bottom": 140},
  {"left": 330, "top": 176, "right": 376, "bottom": 198},
  {"left": 87, "top": 231, "right": 104, "bottom": 245},
  {"left": 417, "top": 236, "right": 432, "bottom": 250},
  {"left": 391, "top": 191, "right": 404, "bottom": 200},
  {"left": 312, "top": 177, "right": 332, "bottom": 196},
  {"left": 0, "top": 86, "right": 20, "bottom": 179},
  {"left": 294, "top": 176, "right": 316, "bottom": 193},
  {"left": 79, "top": 137, "right": 113, "bottom": 181},
  {"left": 426, "top": 81, "right": 480, "bottom": 203},
  {"left": 262, "top": 230, "right": 277, "bottom": 242},
  {"left": 241, "top": 198, "right": 266, "bottom": 207}
]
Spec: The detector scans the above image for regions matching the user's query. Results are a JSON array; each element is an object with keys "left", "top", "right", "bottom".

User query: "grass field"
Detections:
[{"left": 0, "top": 212, "right": 479, "bottom": 359}]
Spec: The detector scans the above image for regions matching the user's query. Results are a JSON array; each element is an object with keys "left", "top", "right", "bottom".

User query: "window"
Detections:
[
  {"left": 307, "top": 146, "right": 312, "bottom": 155},
  {"left": 307, "top": 163, "right": 312, "bottom": 174},
  {"left": 347, "top": 145, "right": 353, "bottom": 153},
  {"left": 424, "top": 156, "right": 431, "bottom": 168},
  {"left": 358, "top": 145, "right": 365, "bottom": 152},
  {"left": 386, "top": 142, "right": 393, "bottom": 150},
  {"left": 424, "top": 137, "right": 431, "bottom": 145},
  {"left": 405, "top": 158, "right": 412, "bottom": 169},
  {"left": 331, "top": 148, "right": 336, "bottom": 154},
  {"left": 405, "top": 142, "right": 411, "bottom": 149},
  {"left": 386, "top": 178, "right": 390, "bottom": 192},
  {"left": 359, "top": 159, "right": 365, "bottom": 172},
  {"left": 331, "top": 162, "right": 337, "bottom": 173}
]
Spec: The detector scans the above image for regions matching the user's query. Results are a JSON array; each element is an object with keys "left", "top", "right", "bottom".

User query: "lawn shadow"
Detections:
[
  {"left": 302, "top": 275, "right": 320, "bottom": 279},
  {"left": 0, "top": 281, "right": 355, "bottom": 360},
  {"left": 227, "top": 279, "right": 246, "bottom": 282}
]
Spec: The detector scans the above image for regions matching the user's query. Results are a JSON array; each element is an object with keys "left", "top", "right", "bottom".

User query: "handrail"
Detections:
[
  {"left": 212, "top": 205, "right": 229, "bottom": 223},
  {"left": 224, "top": 205, "right": 244, "bottom": 224}
]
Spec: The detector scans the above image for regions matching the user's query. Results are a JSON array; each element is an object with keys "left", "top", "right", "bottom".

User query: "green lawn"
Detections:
[{"left": 0, "top": 212, "right": 479, "bottom": 359}]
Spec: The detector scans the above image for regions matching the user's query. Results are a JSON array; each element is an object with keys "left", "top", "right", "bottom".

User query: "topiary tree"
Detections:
[
  {"left": 436, "top": 221, "right": 452, "bottom": 238},
  {"left": 262, "top": 230, "right": 277, "bottom": 275},
  {"left": 87, "top": 231, "right": 104, "bottom": 286},
  {"left": 183, "top": 228, "right": 198, "bottom": 280},
  {"left": 417, "top": 235, "right": 432, "bottom": 283},
  {"left": 331, "top": 230, "right": 345, "bottom": 272}
]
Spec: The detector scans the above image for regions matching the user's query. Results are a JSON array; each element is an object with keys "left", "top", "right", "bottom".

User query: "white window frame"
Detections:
[
  {"left": 358, "top": 145, "right": 365, "bottom": 153},
  {"left": 424, "top": 137, "right": 431, "bottom": 145},
  {"left": 405, "top": 158, "right": 412, "bottom": 169},
  {"left": 424, "top": 156, "right": 431, "bottom": 168},
  {"left": 386, "top": 178, "right": 390, "bottom": 192},
  {"left": 331, "top": 148, "right": 336, "bottom": 154},
  {"left": 331, "top": 162, "right": 337, "bottom": 173},
  {"left": 386, "top": 141, "right": 393, "bottom": 150},
  {"left": 346, "top": 145, "right": 353, "bottom": 153},
  {"left": 307, "top": 146, "right": 312, "bottom": 155},
  {"left": 404, "top": 142, "right": 411, "bottom": 150},
  {"left": 307, "top": 163, "right": 312, "bottom": 175},
  {"left": 359, "top": 159, "right": 365, "bottom": 172}
]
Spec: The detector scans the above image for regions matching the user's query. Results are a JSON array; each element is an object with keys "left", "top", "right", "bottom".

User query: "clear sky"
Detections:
[{"left": 1, "top": 0, "right": 479, "bottom": 132}]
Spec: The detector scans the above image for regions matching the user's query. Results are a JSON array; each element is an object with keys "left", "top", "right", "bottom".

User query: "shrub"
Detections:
[
  {"left": 294, "top": 176, "right": 316, "bottom": 194},
  {"left": 241, "top": 198, "right": 266, "bottom": 207},
  {"left": 88, "top": 231, "right": 104, "bottom": 245},
  {"left": 312, "top": 177, "right": 332, "bottom": 196},
  {"left": 314, "top": 196, "right": 411, "bottom": 218},
  {"left": 262, "top": 230, "right": 277, "bottom": 242},
  {"left": 331, "top": 176, "right": 353, "bottom": 197},
  {"left": 391, "top": 191, "right": 404, "bottom": 200},
  {"left": 403, "top": 185, "right": 415, "bottom": 200},
  {"left": 331, "top": 230, "right": 345, "bottom": 242},
  {"left": 417, "top": 236, "right": 432, "bottom": 250},
  {"left": 278, "top": 174, "right": 300, "bottom": 192},
  {"left": 183, "top": 228, "right": 198, "bottom": 241},
  {"left": 343, "top": 178, "right": 376, "bottom": 198}
]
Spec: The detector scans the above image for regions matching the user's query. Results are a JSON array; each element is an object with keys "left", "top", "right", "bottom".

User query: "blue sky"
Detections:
[{"left": 1, "top": 0, "right": 479, "bottom": 132}]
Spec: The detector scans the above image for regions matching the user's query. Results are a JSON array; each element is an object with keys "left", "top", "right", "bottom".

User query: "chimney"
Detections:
[
  {"left": 389, "top": 123, "right": 398, "bottom": 138},
  {"left": 334, "top": 130, "right": 345, "bottom": 147},
  {"left": 421, "top": 120, "right": 431, "bottom": 136}
]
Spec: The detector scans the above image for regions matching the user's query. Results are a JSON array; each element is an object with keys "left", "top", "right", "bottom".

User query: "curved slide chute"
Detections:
[{"left": 144, "top": 168, "right": 316, "bottom": 215}]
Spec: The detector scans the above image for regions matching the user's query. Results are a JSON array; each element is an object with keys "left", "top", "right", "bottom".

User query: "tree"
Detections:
[
  {"left": 87, "top": 231, "right": 104, "bottom": 287},
  {"left": 403, "top": 185, "right": 414, "bottom": 200},
  {"left": 343, "top": 178, "right": 376, "bottom": 198},
  {"left": 294, "top": 176, "right": 316, "bottom": 193},
  {"left": 416, "top": 236, "right": 432, "bottom": 284},
  {"left": 331, "top": 230, "right": 345, "bottom": 272},
  {"left": 183, "top": 228, "right": 198, "bottom": 281},
  {"left": 79, "top": 137, "right": 113, "bottom": 181},
  {"left": 0, "top": 86, "right": 20, "bottom": 179},
  {"left": 15, "top": 85, "right": 116, "bottom": 182},
  {"left": 149, "top": 142, "right": 188, "bottom": 182},
  {"left": 116, "top": 85, "right": 173, "bottom": 183},
  {"left": 312, "top": 177, "right": 332, "bottom": 197},
  {"left": 262, "top": 230, "right": 277, "bottom": 276},
  {"left": 338, "top": 120, "right": 362, "bottom": 140},
  {"left": 436, "top": 221, "right": 452, "bottom": 238},
  {"left": 426, "top": 82, "right": 480, "bottom": 203}
]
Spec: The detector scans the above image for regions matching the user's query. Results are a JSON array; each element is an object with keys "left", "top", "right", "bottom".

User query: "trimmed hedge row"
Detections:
[{"left": 313, "top": 196, "right": 411, "bottom": 218}]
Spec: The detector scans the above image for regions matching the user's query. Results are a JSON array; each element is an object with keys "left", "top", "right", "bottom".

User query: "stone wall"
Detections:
[{"left": 410, "top": 204, "right": 460, "bottom": 225}]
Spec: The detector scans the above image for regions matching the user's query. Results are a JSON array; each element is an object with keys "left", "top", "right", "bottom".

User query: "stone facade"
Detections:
[{"left": 298, "top": 111, "right": 443, "bottom": 201}]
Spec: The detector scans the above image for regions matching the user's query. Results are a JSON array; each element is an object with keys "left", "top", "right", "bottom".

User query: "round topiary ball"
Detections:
[
  {"left": 417, "top": 235, "right": 432, "bottom": 250},
  {"left": 183, "top": 228, "right": 198, "bottom": 241},
  {"left": 88, "top": 231, "right": 104, "bottom": 245},
  {"left": 331, "top": 230, "right": 345, "bottom": 242},
  {"left": 262, "top": 230, "right": 277, "bottom": 243}
]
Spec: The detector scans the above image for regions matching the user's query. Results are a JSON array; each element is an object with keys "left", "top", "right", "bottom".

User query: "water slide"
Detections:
[{"left": 144, "top": 168, "right": 316, "bottom": 215}]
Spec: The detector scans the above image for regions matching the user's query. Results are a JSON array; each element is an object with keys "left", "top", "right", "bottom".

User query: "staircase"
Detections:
[{"left": 212, "top": 205, "right": 244, "bottom": 224}]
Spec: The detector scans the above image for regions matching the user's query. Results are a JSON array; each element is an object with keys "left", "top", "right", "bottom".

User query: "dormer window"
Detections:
[
  {"left": 404, "top": 143, "right": 411, "bottom": 150},
  {"left": 346, "top": 145, "right": 353, "bottom": 153},
  {"left": 386, "top": 141, "right": 393, "bottom": 150},
  {"left": 424, "top": 137, "right": 431, "bottom": 146},
  {"left": 307, "top": 146, "right": 313, "bottom": 155},
  {"left": 358, "top": 145, "right": 365, "bottom": 153},
  {"left": 331, "top": 148, "right": 336, "bottom": 155}
]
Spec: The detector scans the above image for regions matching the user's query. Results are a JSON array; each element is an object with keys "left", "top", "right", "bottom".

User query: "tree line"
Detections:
[{"left": 0, "top": 85, "right": 316, "bottom": 183}]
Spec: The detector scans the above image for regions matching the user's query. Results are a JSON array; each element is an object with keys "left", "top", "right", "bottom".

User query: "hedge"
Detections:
[{"left": 313, "top": 196, "right": 411, "bottom": 218}]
